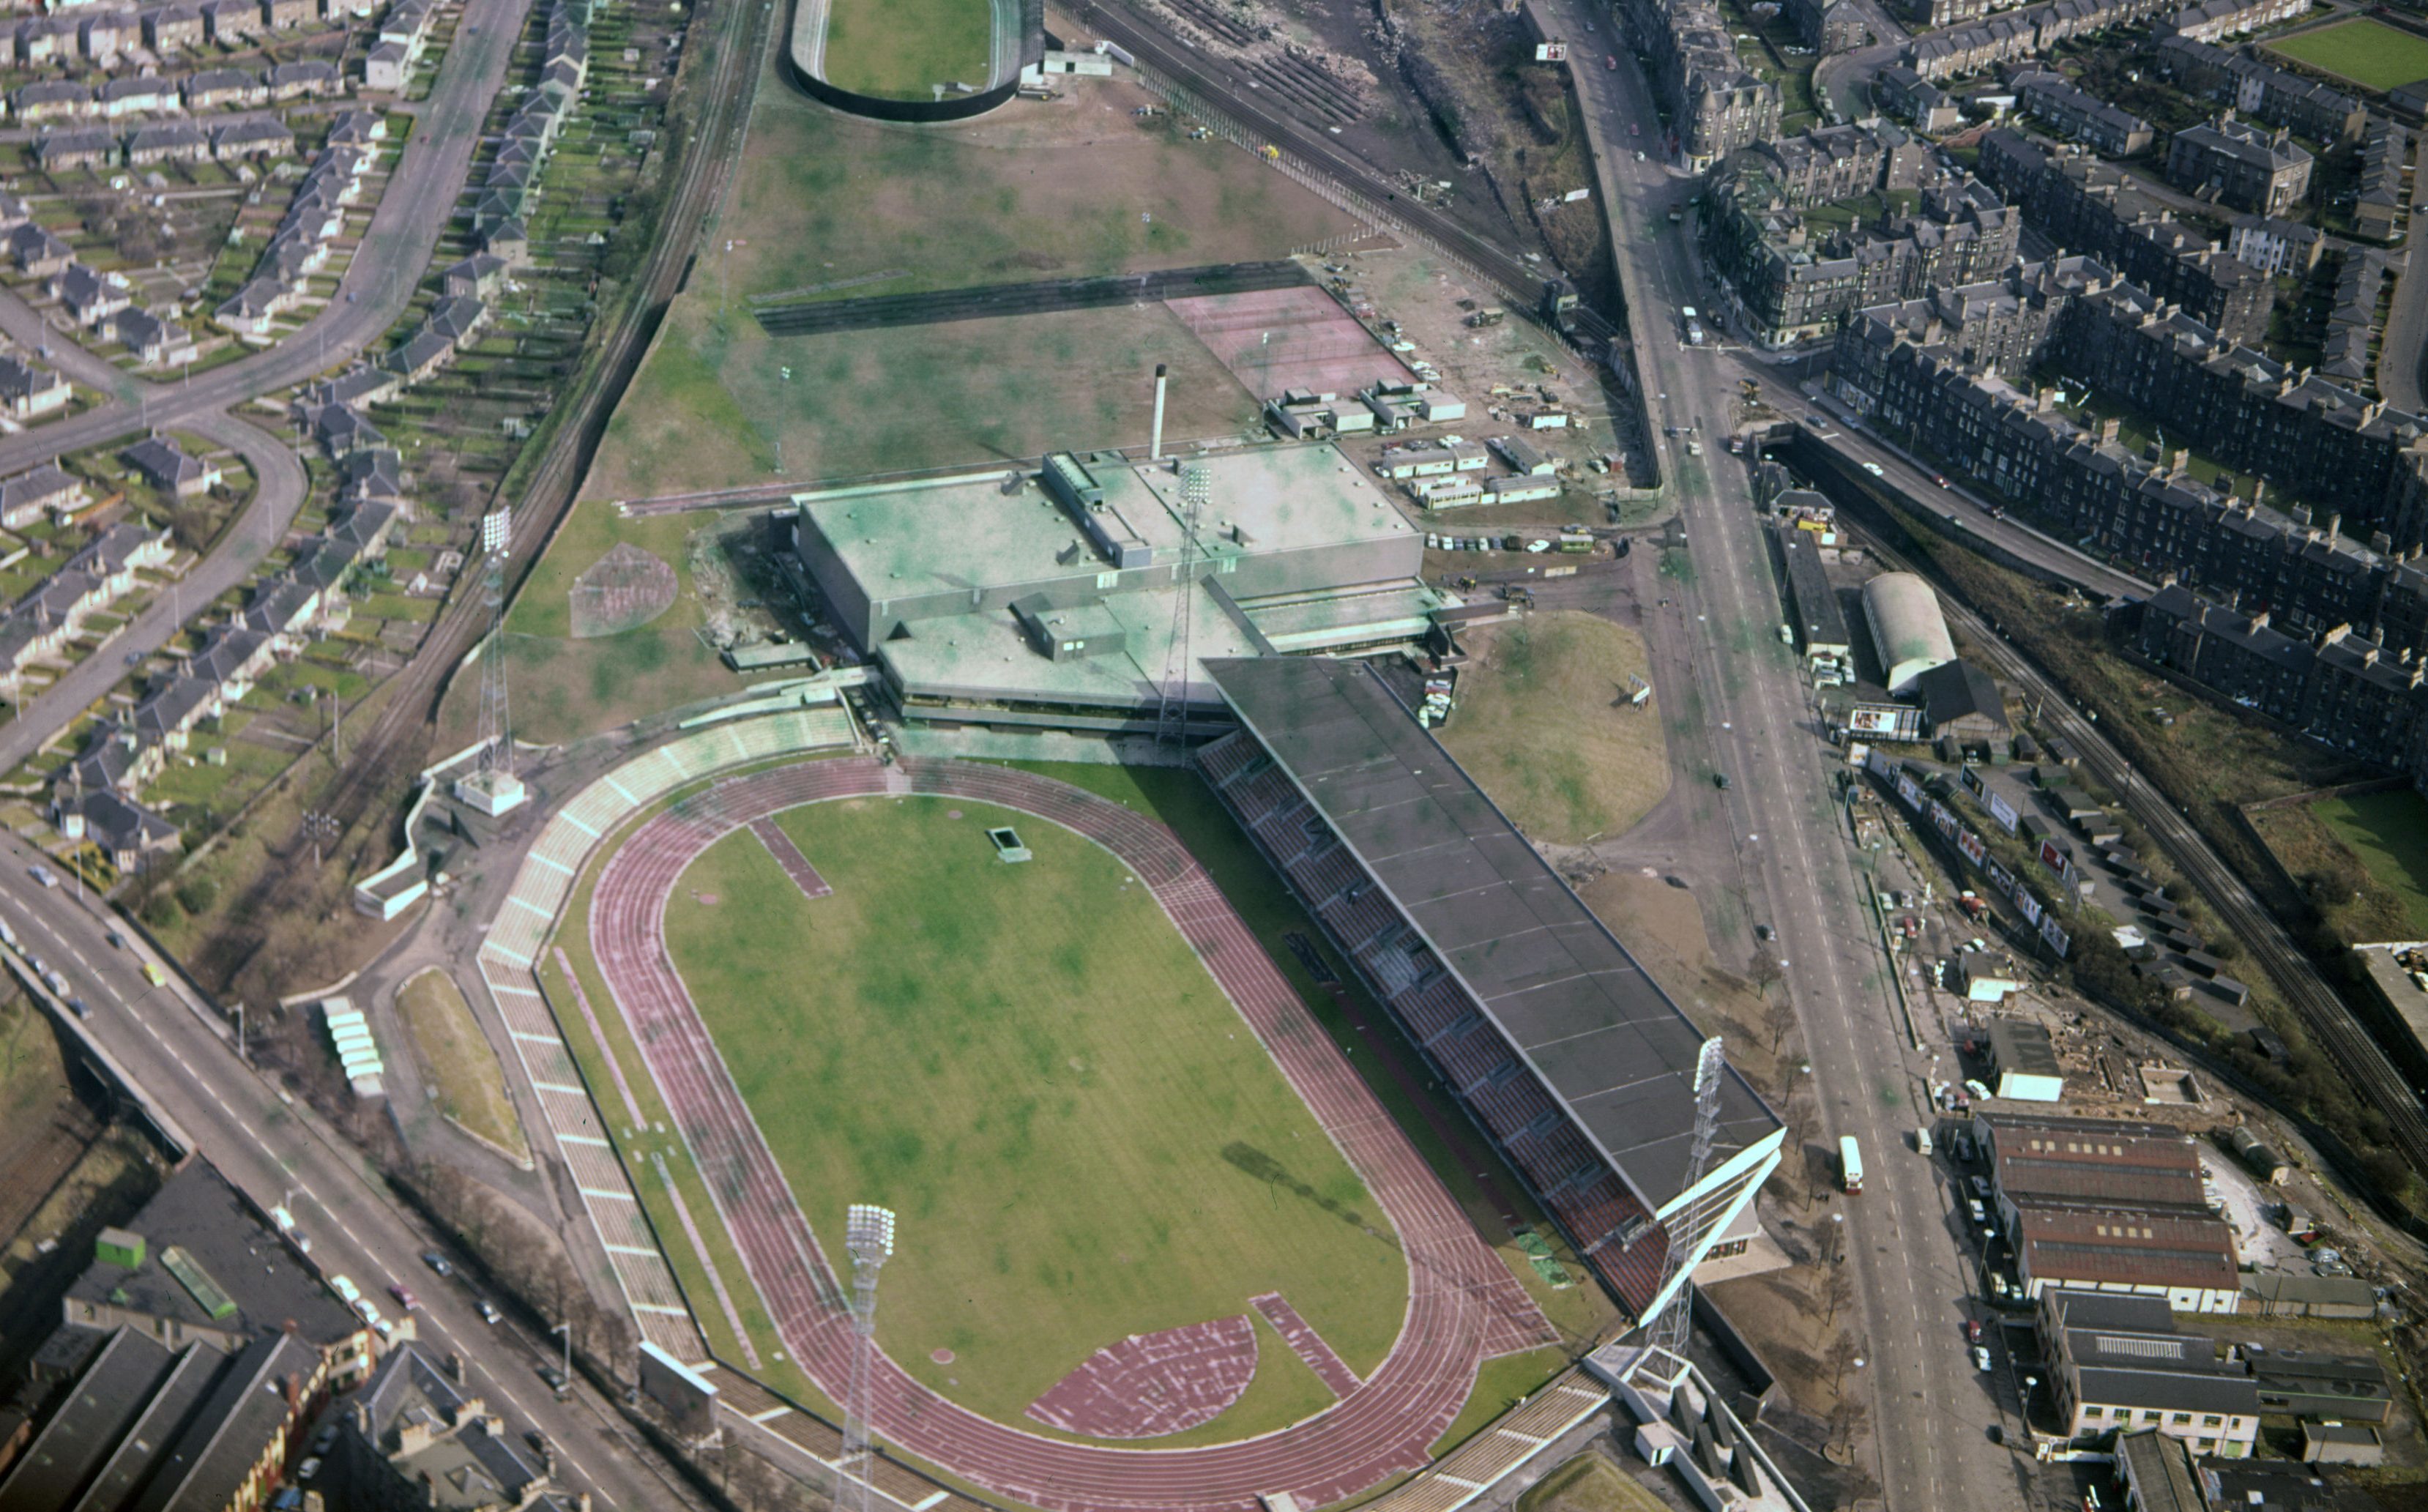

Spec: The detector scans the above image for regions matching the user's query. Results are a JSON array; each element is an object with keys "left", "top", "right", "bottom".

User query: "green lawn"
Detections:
[
  {"left": 397, "top": 968, "right": 528, "bottom": 1159},
  {"left": 2312, "top": 789, "right": 2428, "bottom": 938},
  {"left": 661, "top": 794, "right": 1409, "bottom": 1436},
  {"left": 819, "top": 0, "right": 995, "bottom": 99},
  {"left": 2266, "top": 18, "right": 2428, "bottom": 92}
]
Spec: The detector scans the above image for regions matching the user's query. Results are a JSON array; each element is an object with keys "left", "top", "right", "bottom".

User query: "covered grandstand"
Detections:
[{"left": 1200, "top": 656, "right": 1784, "bottom": 1319}]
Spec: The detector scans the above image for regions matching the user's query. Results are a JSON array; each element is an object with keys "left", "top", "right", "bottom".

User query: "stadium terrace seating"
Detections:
[
  {"left": 1229, "top": 764, "right": 1302, "bottom": 822},
  {"left": 1283, "top": 844, "right": 1366, "bottom": 909},
  {"left": 1505, "top": 1120, "right": 1601, "bottom": 1189},
  {"left": 1195, "top": 731, "right": 1262, "bottom": 789},
  {"left": 1430, "top": 1020, "right": 1519, "bottom": 1093},
  {"left": 1467, "top": 1071, "right": 1562, "bottom": 1143},
  {"left": 1320, "top": 887, "right": 1407, "bottom": 958},
  {"left": 1393, "top": 983, "right": 1477, "bottom": 1046},
  {"left": 1250, "top": 805, "right": 1319, "bottom": 865}
]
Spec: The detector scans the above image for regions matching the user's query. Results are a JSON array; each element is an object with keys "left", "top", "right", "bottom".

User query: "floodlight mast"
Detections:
[
  {"left": 841, "top": 1204, "right": 896, "bottom": 1512},
  {"left": 1649, "top": 1036, "right": 1728, "bottom": 1358}
]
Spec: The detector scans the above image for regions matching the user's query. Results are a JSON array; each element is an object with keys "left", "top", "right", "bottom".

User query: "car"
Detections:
[
  {"left": 296, "top": 1458, "right": 321, "bottom": 1482},
  {"left": 1975, "top": 1344, "right": 1992, "bottom": 1371},
  {"left": 329, "top": 1275, "right": 360, "bottom": 1304},
  {"left": 1970, "top": 1175, "right": 1991, "bottom": 1199},
  {"left": 142, "top": 962, "right": 167, "bottom": 987},
  {"left": 389, "top": 1284, "right": 419, "bottom": 1310},
  {"left": 422, "top": 1251, "right": 453, "bottom": 1278},
  {"left": 1606, "top": 53, "right": 1618, "bottom": 68},
  {"left": 1714, "top": 772, "right": 1731, "bottom": 790},
  {"left": 1755, "top": 923, "right": 1773, "bottom": 940},
  {"left": 538, "top": 1365, "right": 568, "bottom": 1392},
  {"left": 351, "top": 1297, "right": 383, "bottom": 1329},
  {"left": 1969, "top": 1198, "right": 1987, "bottom": 1223},
  {"left": 105, "top": 929, "right": 124, "bottom": 949},
  {"left": 1634, "top": 149, "right": 1645, "bottom": 160},
  {"left": 1861, "top": 461, "right": 1885, "bottom": 477},
  {"left": 477, "top": 1299, "right": 502, "bottom": 1325},
  {"left": 67, "top": 997, "right": 89, "bottom": 1019},
  {"left": 123, "top": 650, "right": 144, "bottom": 666},
  {"left": 1966, "top": 1319, "right": 1984, "bottom": 1344},
  {"left": 1630, "top": 122, "right": 1640, "bottom": 135},
  {"left": 288, "top": 1230, "right": 312, "bottom": 1254},
  {"left": 526, "top": 1429, "right": 548, "bottom": 1454},
  {"left": 1988, "top": 1424, "right": 2003, "bottom": 1445},
  {"left": 28, "top": 865, "right": 56, "bottom": 888}
]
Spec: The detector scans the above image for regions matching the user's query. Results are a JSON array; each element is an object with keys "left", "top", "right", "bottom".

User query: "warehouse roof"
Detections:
[
  {"left": 1983, "top": 1111, "right": 2211, "bottom": 1210},
  {"left": 1205, "top": 654, "right": 1781, "bottom": 1209},
  {"left": 2014, "top": 1205, "right": 2241, "bottom": 1292},
  {"left": 1861, "top": 570, "right": 1956, "bottom": 688},
  {"left": 1988, "top": 1019, "right": 2061, "bottom": 1077}
]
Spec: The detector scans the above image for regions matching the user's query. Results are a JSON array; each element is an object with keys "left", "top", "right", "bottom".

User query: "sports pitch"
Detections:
[
  {"left": 2264, "top": 18, "right": 2428, "bottom": 93},
  {"left": 660, "top": 794, "right": 1410, "bottom": 1437},
  {"left": 819, "top": 0, "right": 996, "bottom": 100}
]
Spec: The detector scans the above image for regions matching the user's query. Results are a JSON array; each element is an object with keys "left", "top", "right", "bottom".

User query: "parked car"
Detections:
[
  {"left": 1965, "top": 1319, "right": 1983, "bottom": 1344},
  {"left": 329, "top": 1275, "right": 360, "bottom": 1304},
  {"left": 1973, "top": 1345, "right": 1992, "bottom": 1371},
  {"left": 477, "top": 1299, "right": 502, "bottom": 1325},
  {"left": 1968, "top": 1198, "right": 1988, "bottom": 1224},
  {"left": 28, "top": 865, "right": 56, "bottom": 888},
  {"left": 351, "top": 1297, "right": 383, "bottom": 1329},
  {"left": 422, "top": 1252, "right": 453, "bottom": 1278}
]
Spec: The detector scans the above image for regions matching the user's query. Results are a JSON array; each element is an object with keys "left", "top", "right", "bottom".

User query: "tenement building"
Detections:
[
  {"left": 2013, "top": 71, "right": 2155, "bottom": 156},
  {"left": 2152, "top": 35, "right": 2367, "bottom": 144},
  {"left": 1981, "top": 128, "right": 2272, "bottom": 341},
  {"left": 1708, "top": 167, "right": 2021, "bottom": 346},
  {"left": 1618, "top": 0, "right": 1781, "bottom": 167},
  {"left": 2164, "top": 114, "right": 2313, "bottom": 215},
  {"left": 1903, "top": 0, "right": 2173, "bottom": 81}
]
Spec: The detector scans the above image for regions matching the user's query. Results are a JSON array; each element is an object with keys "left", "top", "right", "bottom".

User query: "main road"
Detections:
[
  {"left": 1542, "top": 1, "right": 2038, "bottom": 1508},
  {"left": 0, "top": 826, "right": 700, "bottom": 1511}
]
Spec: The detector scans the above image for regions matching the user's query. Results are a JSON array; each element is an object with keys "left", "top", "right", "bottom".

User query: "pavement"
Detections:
[
  {"left": 1544, "top": 1, "right": 2047, "bottom": 1507},
  {"left": 2377, "top": 234, "right": 2428, "bottom": 414},
  {"left": 0, "top": 827, "right": 701, "bottom": 1512}
]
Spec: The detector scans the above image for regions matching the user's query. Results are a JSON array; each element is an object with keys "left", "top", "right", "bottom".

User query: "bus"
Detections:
[{"left": 1840, "top": 1136, "right": 1864, "bottom": 1193}]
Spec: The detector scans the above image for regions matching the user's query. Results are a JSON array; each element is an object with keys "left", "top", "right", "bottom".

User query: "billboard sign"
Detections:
[
  {"left": 1536, "top": 40, "right": 1570, "bottom": 60},
  {"left": 1850, "top": 704, "right": 1921, "bottom": 740},
  {"left": 2041, "top": 914, "right": 2071, "bottom": 958},
  {"left": 1989, "top": 792, "right": 2019, "bottom": 834},
  {"left": 1986, "top": 860, "right": 2015, "bottom": 895},
  {"left": 1896, "top": 774, "right": 1925, "bottom": 811},
  {"left": 2038, "top": 838, "right": 2068, "bottom": 876},
  {"left": 2014, "top": 885, "right": 2044, "bottom": 926},
  {"left": 1958, "top": 829, "right": 1988, "bottom": 868}
]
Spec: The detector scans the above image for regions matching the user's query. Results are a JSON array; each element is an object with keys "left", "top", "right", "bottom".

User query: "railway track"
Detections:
[
  {"left": 1852, "top": 521, "right": 2428, "bottom": 1188},
  {"left": 198, "top": 0, "right": 771, "bottom": 985}
]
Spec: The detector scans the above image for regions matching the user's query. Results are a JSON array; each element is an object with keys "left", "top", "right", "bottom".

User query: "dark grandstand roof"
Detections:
[{"left": 1206, "top": 656, "right": 1780, "bottom": 1207}]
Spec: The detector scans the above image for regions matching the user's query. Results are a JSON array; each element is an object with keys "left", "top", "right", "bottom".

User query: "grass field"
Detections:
[
  {"left": 819, "top": 0, "right": 994, "bottom": 99},
  {"left": 2265, "top": 18, "right": 2428, "bottom": 92},
  {"left": 662, "top": 794, "right": 1409, "bottom": 1436},
  {"left": 396, "top": 969, "right": 527, "bottom": 1160},
  {"left": 1437, "top": 613, "right": 1672, "bottom": 846},
  {"left": 2312, "top": 789, "right": 2428, "bottom": 938}
]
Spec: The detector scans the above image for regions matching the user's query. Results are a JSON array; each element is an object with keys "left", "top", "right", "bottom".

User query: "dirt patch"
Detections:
[
  {"left": 1167, "top": 284, "right": 1414, "bottom": 399},
  {"left": 1436, "top": 612, "right": 1670, "bottom": 846},
  {"left": 569, "top": 541, "right": 679, "bottom": 639}
]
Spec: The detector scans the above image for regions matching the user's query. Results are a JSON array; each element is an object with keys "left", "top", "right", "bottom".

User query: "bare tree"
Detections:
[
  {"left": 1747, "top": 950, "right": 1784, "bottom": 1003},
  {"left": 1825, "top": 1329, "right": 1862, "bottom": 1397},
  {"left": 1762, "top": 994, "right": 1798, "bottom": 1056},
  {"left": 1826, "top": 1395, "right": 1870, "bottom": 1463},
  {"left": 1822, "top": 1259, "right": 1855, "bottom": 1326}
]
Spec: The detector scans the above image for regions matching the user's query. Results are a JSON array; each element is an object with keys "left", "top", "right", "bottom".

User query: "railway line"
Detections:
[
  {"left": 1851, "top": 520, "right": 2428, "bottom": 1187},
  {"left": 198, "top": 0, "right": 773, "bottom": 983}
]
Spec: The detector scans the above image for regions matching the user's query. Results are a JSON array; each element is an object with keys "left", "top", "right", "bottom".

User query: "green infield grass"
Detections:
[
  {"left": 2265, "top": 18, "right": 2428, "bottom": 93},
  {"left": 2311, "top": 788, "right": 2428, "bottom": 937},
  {"left": 660, "top": 794, "right": 1409, "bottom": 1438},
  {"left": 820, "top": 0, "right": 995, "bottom": 100}
]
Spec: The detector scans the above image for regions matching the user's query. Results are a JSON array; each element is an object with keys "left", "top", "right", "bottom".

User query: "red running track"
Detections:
[{"left": 586, "top": 758, "right": 1546, "bottom": 1512}]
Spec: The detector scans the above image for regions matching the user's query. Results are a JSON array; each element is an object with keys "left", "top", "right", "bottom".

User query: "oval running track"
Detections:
[{"left": 585, "top": 756, "right": 1548, "bottom": 1512}]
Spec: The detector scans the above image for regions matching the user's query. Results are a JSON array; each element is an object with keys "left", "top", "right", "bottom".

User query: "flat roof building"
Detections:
[
  {"left": 1986, "top": 1019, "right": 2064, "bottom": 1101},
  {"left": 1199, "top": 655, "right": 1784, "bottom": 1321},
  {"left": 790, "top": 444, "right": 1453, "bottom": 736},
  {"left": 1781, "top": 533, "right": 1852, "bottom": 663}
]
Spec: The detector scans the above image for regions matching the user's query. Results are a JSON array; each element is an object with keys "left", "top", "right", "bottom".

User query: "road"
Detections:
[
  {"left": 1544, "top": 1, "right": 2037, "bottom": 1507},
  {"left": 0, "top": 0, "right": 529, "bottom": 484},
  {"left": 0, "top": 829, "right": 700, "bottom": 1512}
]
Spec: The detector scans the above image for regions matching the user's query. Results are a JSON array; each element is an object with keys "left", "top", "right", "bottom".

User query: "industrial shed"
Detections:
[
  {"left": 1781, "top": 534, "right": 1852, "bottom": 664},
  {"left": 1862, "top": 570, "right": 1956, "bottom": 692}
]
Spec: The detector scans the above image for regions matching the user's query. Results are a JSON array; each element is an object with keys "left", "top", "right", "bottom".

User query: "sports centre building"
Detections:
[
  {"left": 1199, "top": 657, "right": 1785, "bottom": 1319},
  {"left": 789, "top": 443, "right": 1460, "bottom": 737}
]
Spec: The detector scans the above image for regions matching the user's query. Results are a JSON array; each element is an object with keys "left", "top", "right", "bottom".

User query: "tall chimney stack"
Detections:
[{"left": 1150, "top": 363, "right": 1169, "bottom": 461}]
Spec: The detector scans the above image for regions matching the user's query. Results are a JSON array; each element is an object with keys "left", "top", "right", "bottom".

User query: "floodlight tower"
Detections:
[
  {"left": 454, "top": 507, "right": 526, "bottom": 815},
  {"left": 1649, "top": 1035, "right": 1728, "bottom": 1358},
  {"left": 1154, "top": 463, "right": 1210, "bottom": 745},
  {"left": 841, "top": 1204, "right": 896, "bottom": 1512}
]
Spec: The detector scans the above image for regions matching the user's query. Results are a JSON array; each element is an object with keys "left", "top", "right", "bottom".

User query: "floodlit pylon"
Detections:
[
  {"left": 841, "top": 1204, "right": 895, "bottom": 1512},
  {"left": 1154, "top": 463, "right": 1210, "bottom": 745},
  {"left": 475, "top": 507, "right": 513, "bottom": 775},
  {"left": 1649, "top": 1035, "right": 1728, "bottom": 1358}
]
